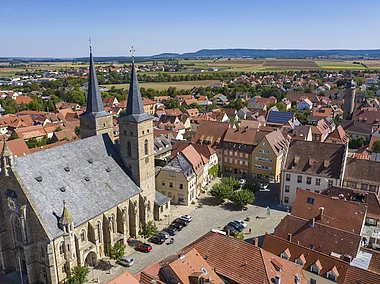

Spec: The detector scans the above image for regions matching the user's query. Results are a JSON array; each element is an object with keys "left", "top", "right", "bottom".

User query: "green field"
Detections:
[{"left": 104, "top": 80, "right": 220, "bottom": 91}]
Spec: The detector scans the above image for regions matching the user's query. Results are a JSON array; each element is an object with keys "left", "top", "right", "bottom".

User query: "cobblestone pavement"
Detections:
[{"left": 90, "top": 185, "right": 287, "bottom": 283}]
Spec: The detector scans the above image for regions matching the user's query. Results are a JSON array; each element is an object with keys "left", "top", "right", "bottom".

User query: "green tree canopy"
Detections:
[
  {"left": 210, "top": 182, "right": 234, "bottom": 203},
  {"left": 66, "top": 266, "right": 89, "bottom": 284},
  {"left": 220, "top": 177, "right": 240, "bottom": 191},
  {"left": 231, "top": 190, "right": 255, "bottom": 207},
  {"left": 140, "top": 221, "right": 158, "bottom": 239},
  {"left": 372, "top": 140, "right": 380, "bottom": 153},
  {"left": 164, "top": 98, "right": 180, "bottom": 109},
  {"left": 109, "top": 241, "right": 126, "bottom": 261}
]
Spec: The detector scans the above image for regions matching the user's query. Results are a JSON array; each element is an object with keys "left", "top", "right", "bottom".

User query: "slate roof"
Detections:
[
  {"left": 81, "top": 48, "right": 110, "bottom": 118},
  {"left": 266, "top": 111, "right": 295, "bottom": 124},
  {"left": 13, "top": 134, "right": 141, "bottom": 239},
  {"left": 284, "top": 140, "right": 346, "bottom": 179},
  {"left": 161, "top": 154, "right": 195, "bottom": 180},
  {"left": 341, "top": 120, "right": 374, "bottom": 136},
  {"left": 155, "top": 191, "right": 171, "bottom": 207},
  {"left": 119, "top": 62, "right": 152, "bottom": 123}
]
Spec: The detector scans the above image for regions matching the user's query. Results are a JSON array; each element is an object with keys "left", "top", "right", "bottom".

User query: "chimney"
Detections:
[
  {"left": 310, "top": 217, "right": 315, "bottom": 227},
  {"left": 319, "top": 207, "right": 324, "bottom": 219},
  {"left": 288, "top": 233, "right": 292, "bottom": 242},
  {"left": 254, "top": 237, "right": 259, "bottom": 247},
  {"left": 274, "top": 275, "right": 281, "bottom": 284}
]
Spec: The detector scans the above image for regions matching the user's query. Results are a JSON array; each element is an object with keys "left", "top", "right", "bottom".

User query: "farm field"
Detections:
[{"left": 104, "top": 80, "right": 220, "bottom": 91}]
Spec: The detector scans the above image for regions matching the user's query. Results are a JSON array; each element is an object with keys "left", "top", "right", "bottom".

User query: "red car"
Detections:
[{"left": 136, "top": 243, "right": 152, "bottom": 253}]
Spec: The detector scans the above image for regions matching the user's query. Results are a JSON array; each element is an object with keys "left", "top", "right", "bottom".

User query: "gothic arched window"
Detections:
[
  {"left": 96, "top": 221, "right": 102, "bottom": 242},
  {"left": 59, "top": 242, "right": 64, "bottom": 255},
  {"left": 127, "top": 141, "right": 132, "bottom": 157},
  {"left": 144, "top": 139, "right": 148, "bottom": 156},
  {"left": 109, "top": 214, "right": 115, "bottom": 234},
  {"left": 11, "top": 215, "right": 23, "bottom": 243},
  {"left": 80, "top": 229, "right": 86, "bottom": 242}
]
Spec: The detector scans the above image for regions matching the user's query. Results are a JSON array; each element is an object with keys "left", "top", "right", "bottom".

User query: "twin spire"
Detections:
[{"left": 83, "top": 40, "right": 151, "bottom": 122}]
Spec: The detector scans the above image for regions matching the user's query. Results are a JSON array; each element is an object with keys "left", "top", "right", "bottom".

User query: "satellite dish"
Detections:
[{"left": 201, "top": 267, "right": 208, "bottom": 275}]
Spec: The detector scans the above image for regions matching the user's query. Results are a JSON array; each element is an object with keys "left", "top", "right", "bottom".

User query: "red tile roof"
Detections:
[
  {"left": 0, "top": 138, "right": 30, "bottom": 157},
  {"left": 291, "top": 189, "right": 366, "bottom": 234},
  {"left": 344, "top": 266, "right": 380, "bottom": 284}
]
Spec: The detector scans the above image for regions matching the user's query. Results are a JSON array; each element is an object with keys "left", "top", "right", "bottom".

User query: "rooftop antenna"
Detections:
[{"left": 130, "top": 45, "right": 135, "bottom": 63}]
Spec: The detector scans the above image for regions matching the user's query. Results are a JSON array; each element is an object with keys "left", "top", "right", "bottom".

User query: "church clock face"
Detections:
[{"left": 7, "top": 197, "right": 19, "bottom": 213}]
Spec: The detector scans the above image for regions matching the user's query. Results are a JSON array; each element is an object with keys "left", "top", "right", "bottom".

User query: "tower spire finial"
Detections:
[
  {"left": 63, "top": 199, "right": 66, "bottom": 208},
  {"left": 88, "top": 37, "right": 92, "bottom": 52},
  {"left": 130, "top": 46, "right": 135, "bottom": 64}
]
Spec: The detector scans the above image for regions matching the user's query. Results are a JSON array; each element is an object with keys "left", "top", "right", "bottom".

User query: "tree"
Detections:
[
  {"left": 372, "top": 140, "right": 380, "bottom": 153},
  {"left": 234, "top": 231, "right": 245, "bottom": 241},
  {"left": 66, "top": 266, "right": 89, "bottom": 284},
  {"left": 208, "top": 164, "right": 218, "bottom": 179},
  {"left": 9, "top": 132, "right": 19, "bottom": 140},
  {"left": 140, "top": 221, "right": 158, "bottom": 239},
  {"left": 220, "top": 177, "right": 240, "bottom": 191},
  {"left": 210, "top": 183, "right": 234, "bottom": 203},
  {"left": 231, "top": 190, "right": 255, "bottom": 208},
  {"left": 109, "top": 241, "right": 126, "bottom": 261},
  {"left": 242, "top": 180, "right": 259, "bottom": 193},
  {"left": 164, "top": 98, "right": 180, "bottom": 109},
  {"left": 349, "top": 136, "right": 367, "bottom": 149}
]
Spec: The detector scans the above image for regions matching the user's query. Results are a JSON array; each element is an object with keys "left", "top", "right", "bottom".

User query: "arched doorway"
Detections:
[{"left": 85, "top": 251, "right": 97, "bottom": 267}]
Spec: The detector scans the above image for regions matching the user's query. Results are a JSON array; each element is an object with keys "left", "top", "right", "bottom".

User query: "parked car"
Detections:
[
  {"left": 163, "top": 226, "right": 178, "bottom": 236},
  {"left": 179, "top": 215, "right": 193, "bottom": 222},
  {"left": 149, "top": 234, "right": 166, "bottom": 245},
  {"left": 234, "top": 219, "right": 247, "bottom": 228},
  {"left": 227, "top": 221, "right": 243, "bottom": 232},
  {"left": 173, "top": 218, "right": 189, "bottom": 226},
  {"left": 223, "top": 225, "right": 237, "bottom": 236},
  {"left": 170, "top": 222, "right": 184, "bottom": 231},
  {"left": 260, "top": 183, "right": 269, "bottom": 190},
  {"left": 157, "top": 231, "right": 170, "bottom": 239},
  {"left": 116, "top": 256, "right": 134, "bottom": 267},
  {"left": 136, "top": 243, "right": 152, "bottom": 253}
]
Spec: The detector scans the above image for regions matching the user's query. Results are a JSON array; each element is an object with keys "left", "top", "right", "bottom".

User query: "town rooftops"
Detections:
[
  {"left": 155, "top": 191, "right": 171, "bottom": 207},
  {"left": 273, "top": 214, "right": 361, "bottom": 258},
  {"left": 291, "top": 189, "right": 366, "bottom": 234},
  {"left": 267, "top": 110, "right": 295, "bottom": 125},
  {"left": 0, "top": 138, "right": 30, "bottom": 157},
  {"left": 12, "top": 134, "right": 140, "bottom": 239},
  {"left": 284, "top": 140, "right": 346, "bottom": 179},
  {"left": 344, "top": 157, "right": 380, "bottom": 185},
  {"left": 224, "top": 127, "right": 258, "bottom": 146},
  {"left": 341, "top": 120, "right": 375, "bottom": 136},
  {"left": 262, "top": 234, "right": 350, "bottom": 284},
  {"left": 192, "top": 121, "right": 229, "bottom": 147}
]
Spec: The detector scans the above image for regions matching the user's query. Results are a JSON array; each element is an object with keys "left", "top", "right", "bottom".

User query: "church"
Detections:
[{"left": 0, "top": 45, "right": 170, "bottom": 283}]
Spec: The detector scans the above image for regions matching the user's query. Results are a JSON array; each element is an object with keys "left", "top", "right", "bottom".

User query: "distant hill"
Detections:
[
  {"left": 153, "top": 48, "right": 380, "bottom": 59},
  {"left": 3, "top": 49, "right": 380, "bottom": 63}
]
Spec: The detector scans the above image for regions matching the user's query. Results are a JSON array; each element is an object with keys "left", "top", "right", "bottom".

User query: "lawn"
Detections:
[{"left": 104, "top": 80, "right": 220, "bottom": 90}]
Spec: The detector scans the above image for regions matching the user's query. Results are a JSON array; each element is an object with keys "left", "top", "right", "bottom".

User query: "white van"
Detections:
[{"left": 116, "top": 256, "right": 134, "bottom": 267}]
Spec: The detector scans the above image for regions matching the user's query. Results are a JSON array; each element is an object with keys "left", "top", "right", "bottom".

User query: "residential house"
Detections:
[
  {"left": 14, "top": 125, "right": 47, "bottom": 141},
  {"left": 142, "top": 98, "right": 155, "bottom": 115},
  {"left": 325, "top": 125, "right": 349, "bottom": 144},
  {"left": 280, "top": 140, "right": 347, "bottom": 205},
  {"left": 287, "top": 92, "right": 319, "bottom": 106},
  {"left": 0, "top": 138, "right": 30, "bottom": 157},
  {"left": 154, "top": 133, "right": 174, "bottom": 160},
  {"left": 285, "top": 125, "right": 312, "bottom": 141},
  {"left": 310, "top": 119, "right": 331, "bottom": 142},
  {"left": 179, "top": 230, "right": 308, "bottom": 284},
  {"left": 297, "top": 98, "right": 313, "bottom": 111},
  {"left": 15, "top": 95, "right": 33, "bottom": 105},
  {"left": 221, "top": 127, "right": 258, "bottom": 177},
  {"left": 343, "top": 157, "right": 380, "bottom": 196},
  {"left": 196, "top": 95, "right": 210, "bottom": 107},
  {"left": 266, "top": 110, "right": 298, "bottom": 128},
  {"left": 250, "top": 129, "right": 289, "bottom": 183},
  {"left": 211, "top": 94, "right": 228, "bottom": 106},
  {"left": 237, "top": 107, "right": 252, "bottom": 120},
  {"left": 280, "top": 98, "right": 292, "bottom": 111},
  {"left": 155, "top": 153, "right": 197, "bottom": 205}
]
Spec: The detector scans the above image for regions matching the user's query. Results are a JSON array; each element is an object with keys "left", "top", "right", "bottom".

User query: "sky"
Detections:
[{"left": 1, "top": 0, "right": 380, "bottom": 58}]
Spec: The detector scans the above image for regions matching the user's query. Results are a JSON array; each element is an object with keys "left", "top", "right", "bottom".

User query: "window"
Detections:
[
  {"left": 327, "top": 272, "right": 337, "bottom": 282},
  {"left": 297, "top": 175, "right": 302, "bottom": 183},
  {"left": 234, "top": 159, "right": 238, "bottom": 164},
  {"left": 307, "top": 177, "right": 311, "bottom": 184},
  {"left": 310, "top": 264, "right": 320, "bottom": 275},
  {"left": 240, "top": 152, "right": 243, "bottom": 158},
  {"left": 328, "top": 180, "right": 334, "bottom": 186},
  {"left": 239, "top": 160, "right": 243, "bottom": 165},
  {"left": 130, "top": 131, "right": 133, "bottom": 136},
  {"left": 229, "top": 158, "right": 232, "bottom": 163},
  {"left": 229, "top": 151, "right": 233, "bottom": 156},
  {"left": 224, "top": 150, "right": 227, "bottom": 155},
  {"left": 80, "top": 229, "right": 86, "bottom": 242},
  {"left": 109, "top": 215, "right": 115, "bottom": 234},
  {"left": 245, "top": 153, "right": 249, "bottom": 158},
  {"left": 284, "top": 197, "right": 289, "bottom": 203},
  {"left": 315, "top": 178, "right": 321, "bottom": 186},
  {"left": 169, "top": 172, "right": 176, "bottom": 177},
  {"left": 59, "top": 242, "right": 64, "bottom": 255},
  {"left": 361, "top": 184, "right": 368, "bottom": 190},
  {"left": 245, "top": 161, "right": 248, "bottom": 166},
  {"left": 315, "top": 190, "right": 320, "bottom": 194},
  {"left": 127, "top": 141, "right": 132, "bottom": 157},
  {"left": 285, "top": 185, "right": 290, "bottom": 193},
  {"left": 96, "top": 221, "right": 102, "bottom": 242},
  {"left": 370, "top": 185, "right": 377, "bottom": 192},
  {"left": 169, "top": 182, "right": 173, "bottom": 188},
  {"left": 168, "top": 192, "right": 172, "bottom": 198},
  {"left": 285, "top": 174, "right": 291, "bottom": 181},
  {"left": 142, "top": 130, "right": 145, "bottom": 135},
  {"left": 307, "top": 197, "right": 315, "bottom": 204},
  {"left": 61, "top": 265, "right": 66, "bottom": 274},
  {"left": 224, "top": 157, "right": 227, "bottom": 162},
  {"left": 234, "top": 151, "right": 238, "bottom": 157},
  {"left": 162, "top": 190, "right": 166, "bottom": 195},
  {"left": 11, "top": 215, "right": 23, "bottom": 243},
  {"left": 144, "top": 139, "right": 148, "bottom": 156},
  {"left": 295, "top": 258, "right": 304, "bottom": 266},
  {"left": 310, "top": 279, "right": 316, "bottom": 284},
  {"left": 179, "top": 184, "right": 183, "bottom": 189},
  {"left": 162, "top": 181, "right": 165, "bottom": 186},
  {"left": 352, "top": 182, "right": 357, "bottom": 189}
]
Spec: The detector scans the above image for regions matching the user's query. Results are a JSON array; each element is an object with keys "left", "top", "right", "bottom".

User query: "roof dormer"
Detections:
[
  {"left": 327, "top": 266, "right": 339, "bottom": 282},
  {"left": 280, "top": 248, "right": 291, "bottom": 260},
  {"left": 295, "top": 254, "right": 306, "bottom": 266},
  {"left": 310, "top": 259, "right": 322, "bottom": 275}
]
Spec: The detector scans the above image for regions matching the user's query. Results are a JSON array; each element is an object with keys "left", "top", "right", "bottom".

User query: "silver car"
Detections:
[{"left": 116, "top": 255, "right": 134, "bottom": 267}]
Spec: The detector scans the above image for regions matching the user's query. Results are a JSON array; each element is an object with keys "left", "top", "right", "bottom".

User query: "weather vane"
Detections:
[{"left": 130, "top": 46, "right": 135, "bottom": 63}]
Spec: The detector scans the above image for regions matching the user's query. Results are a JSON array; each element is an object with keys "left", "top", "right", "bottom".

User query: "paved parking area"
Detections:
[{"left": 92, "top": 186, "right": 287, "bottom": 283}]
